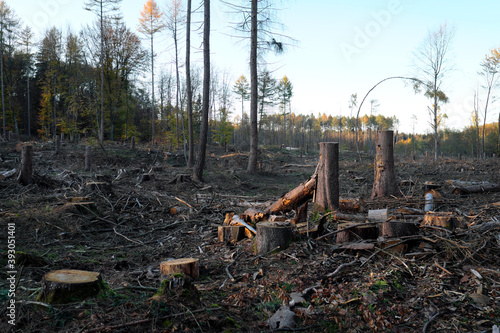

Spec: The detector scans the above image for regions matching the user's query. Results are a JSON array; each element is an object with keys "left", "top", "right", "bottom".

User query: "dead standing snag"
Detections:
[{"left": 371, "top": 130, "right": 399, "bottom": 199}]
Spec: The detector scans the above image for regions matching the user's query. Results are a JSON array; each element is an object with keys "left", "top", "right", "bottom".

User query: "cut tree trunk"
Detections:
[
  {"left": 447, "top": 180, "right": 500, "bottom": 194},
  {"left": 336, "top": 222, "right": 378, "bottom": 243},
  {"left": 380, "top": 221, "right": 418, "bottom": 238},
  {"left": 218, "top": 225, "right": 246, "bottom": 243},
  {"left": 256, "top": 222, "right": 293, "bottom": 254},
  {"left": 264, "top": 174, "right": 317, "bottom": 215},
  {"left": 37, "top": 269, "right": 104, "bottom": 304},
  {"left": 160, "top": 258, "right": 199, "bottom": 280},
  {"left": 314, "top": 142, "right": 339, "bottom": 212},
  {"left": 85, "top": 146, "right": 92, "bottom": 171},
  {"left": 371, "top": 131, "right": 399, "bottom": 198},
  {"left": 293, "top": 201, "right": 308, "bottom": 225},
  {"left": 422, "top": 212, "right": 462, "bottom": 230},
  {"left": 18, "top": 144, "right": 33, "bottom": 186},
  {"left": 55, "top": 135, "right": 61, "bottom": 154}
]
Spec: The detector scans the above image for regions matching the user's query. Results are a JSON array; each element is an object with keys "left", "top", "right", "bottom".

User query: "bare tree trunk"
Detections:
[
  {"left": 193, "top": 0, "right": 209, "bottom": 182},
  {"left": 247, "top": 0, "right": 258, "bottom": 173},
  {"left": 186, "top": 0, "right": 194, "bottom": 168},
  {"left": 371, "top": 130, "right": 399, "bottom": 198},
  {"left": 314, "top": 142, "right": 339, "bottom": 212},
  {"left": 18, "top": 144, "right": 33, "bottom": 186},
  {"left": 85, "top": 146, "right": 92, "bottom": 171}
]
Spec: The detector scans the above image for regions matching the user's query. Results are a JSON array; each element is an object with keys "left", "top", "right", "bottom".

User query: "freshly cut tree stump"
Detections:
[
  {"left": 336, "top": 223, "right": 378, "bottom": 244},
  {"left": 314, "top": 142, "right": 339, "bottom": 212},
  {"left": 160, "top": 258, "right": 199, "bottom": 280},
  {"left": 37, "top": 269, "right": 104, "bottom": 304},
  {"left": 256, "top": 222, "right": 293, "bottom": 254},
  {"left": 218, "top": 225, "right": 246, "bottom": 243},
  {"left": 371, "top": 131, "right": 399, "bottom": 198},
  {"left": 422, "top": 212, "right": 462, "bottom": 230},
  {"left": 18, "top": 144, "right": 33, "bottom": 186},
  {"left": 380, "top": 221, "right": 418, "bottom": 238}
]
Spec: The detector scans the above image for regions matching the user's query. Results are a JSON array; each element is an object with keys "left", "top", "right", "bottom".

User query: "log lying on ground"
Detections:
[
  {"left": 447, "top": 179, "right": 500, "bottom": 194},
  {"left": 264, "top": 175, "right": 317, "bottom": 215},
  {"left": 37, "top": 269, "right": 104, "bottom": 304},
  {"left": 256, "top": 222, "right": 293, "bottom": 254},
  {"left": 160, "top": 258, "right": 199, "bottom": 280}
]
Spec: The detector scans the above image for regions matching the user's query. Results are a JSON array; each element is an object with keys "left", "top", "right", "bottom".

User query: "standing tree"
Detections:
[
  {"left": 0, "top": 1, "right": 17, "bottom": 139},
  {"left": 138, "top": 0, "right": 165, "bottom": 145},
  {"left": 166, "top": 0, "right": 185, "bottom": 148},
  {"left": 247, "top": 0, "right": 258, "bottom": 173},
  {"left": 478, "top": 48, "right": 500, "bottom": 157},
  {"left": 277, "top": 75, "right": 293, "bottom": 145},
  {"left": 185, "top": 0, "right": 194, "bottom": 167},
  {"left": 414, "top": 23, "right": 454, "bottom": 160},
  {"left": 232, "top": 74, "right": 249, "bottom": 143},
  {"left": 193, "top": 0, "right": 209, "bottom": 182},
  {"left": 84, "top": 0, "right": 122, "bottom": 143},
  {"left": 20, "top": 26, "right": 34, "bottom": 137}
]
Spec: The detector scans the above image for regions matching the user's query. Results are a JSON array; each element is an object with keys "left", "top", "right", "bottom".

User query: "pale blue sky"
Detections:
[{"left": 10, "top": 0, "right": 500, "bottom": 133}]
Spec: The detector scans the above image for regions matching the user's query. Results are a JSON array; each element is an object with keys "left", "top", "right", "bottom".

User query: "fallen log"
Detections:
[
  {"left": 264, "top": 174, "right": 317, "bottom": 215},
  {"left": 447, "top": 180, "right": 500, "bottom": 194}
]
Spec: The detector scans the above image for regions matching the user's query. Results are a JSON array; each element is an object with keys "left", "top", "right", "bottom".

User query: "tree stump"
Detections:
[
  {"left": 371, "top": 131, "right": 399, "bottom": 198},
  {"left": 314, "top": 142, "right": 339, "bottom": 212},
  {"left": 256, "top": 222, "right": 293, "bottom": 254},
  {"left": 380, "top": 221, "right": 418, "bottom": 238},
  {"left": 422, "top": 212, "right": 462, "bottom": 230},
  {"left": 130, "top": 136, "right": 135, "bottom": 150},
  {"left": 55, "top": 135, "right": 61, "bottom": 154},
  {"left": 160, "top": 258, "right": 199, "bottom": 280},
  {"left": 85, "top": 146, "right": 92, "bottom": 171},
  {"left": 37, "top": 269, "right": 104, "bottom": 304},
  {"left": 18, "top": 144, "right": 33, "bottom": 186},
  {"left": 336, "top": 223, "right": 378, "bottom": 244},
  {"left": 218, "top": 226, "right": 246, "bottom": 243}
]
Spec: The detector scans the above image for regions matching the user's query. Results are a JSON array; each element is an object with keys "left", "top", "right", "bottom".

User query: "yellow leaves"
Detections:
[{"left": 138, "top": 0, "right": 165, "bottom": 35}]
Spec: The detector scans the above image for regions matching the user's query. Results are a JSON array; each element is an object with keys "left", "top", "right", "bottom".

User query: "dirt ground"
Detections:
[{"left": 1, "top": 141, "right": 500, "bottom": 332}]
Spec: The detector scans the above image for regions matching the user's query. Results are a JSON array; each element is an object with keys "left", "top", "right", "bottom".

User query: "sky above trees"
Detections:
[{"left": 11, "top": 0, "right": 500, "bottom": 134}]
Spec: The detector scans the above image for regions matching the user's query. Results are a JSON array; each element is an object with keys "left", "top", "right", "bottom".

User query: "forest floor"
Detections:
[{"left": 1, "top": 140, "right": 500, "bottom": 332}]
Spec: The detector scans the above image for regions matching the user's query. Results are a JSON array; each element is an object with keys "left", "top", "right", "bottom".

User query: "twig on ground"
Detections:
[
  {"left": 113, "top": 227, "right": 144, "bottom": 245},
  {"left": 327, "top": 258, "right": 358, "bottom": 277},
  {"left": 422, "top": 312, "right": 440, "bottom": 333}
]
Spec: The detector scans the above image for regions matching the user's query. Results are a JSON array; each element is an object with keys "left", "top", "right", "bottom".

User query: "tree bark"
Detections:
[
  {"left": 193, "top": 0, "right": 210, "bottom": 182},
  {"left": 256, "top": 222, "right": 293, "bottom": 254},
  {"left": 37, "top": 269, "right": 104, "bottom": 304},
  {"left": 247, "top": 0, "right": 258, "bottom": 173},
  {"left": 18, "top": 144, "right": 33, "bottom": 186},
  {"left": 314, "top": 142, "right": 339, "bottom": 212},
  {"left": 371, "top": 130, "right": 399, "bottom": 198},
  {"left": 264, "top": 174, "right": 316, "bottom": 215},
  {"left": 186, "top": 0, "right": 194, "bottom": 168},
  {"left": 218, "top": 226, "right": 246, "bottom": 244}
]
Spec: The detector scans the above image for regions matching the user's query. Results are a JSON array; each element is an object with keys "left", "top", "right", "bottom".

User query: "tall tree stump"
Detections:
[
  {"left": 256, "top": 222, "right": 293, "bottom": 254},
  {"left": 18, "top": 144, "right": 33, "bottom": 186},
  {"left": 160, "top": 258, "right": 199, "bottom": 280},
  {"left": 55, "top": 135, "right": 61, "bottom": 154},
  {"left": 315, "top": 142, "right": 339, "bottom": 212},
  {"left": 36, "top": 269, "right": 104, "bottom": 304},
  {"left": 85, "top": 146, "right": 92, "bottom": 171},
  {"left": 371, "top": 131, "right": 399, "bottom": 198}
]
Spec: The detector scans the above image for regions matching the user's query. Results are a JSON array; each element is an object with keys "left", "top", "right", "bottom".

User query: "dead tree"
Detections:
[
  {"left": 18, "top": 144, "right": 33, "bottom": 185},
  {"left": 314, "top": 142, "right": 339, "bottom": 212},
  {"left": 371, "top": 131, "right": 399, "bottom": 198},
  {"left": 55, "top": 135, "right": 61, "bottom": 154}
]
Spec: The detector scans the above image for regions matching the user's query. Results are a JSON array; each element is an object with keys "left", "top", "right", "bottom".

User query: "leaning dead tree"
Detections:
[{"left": 371, "top": 131, "right": 399, "bottom": 198}]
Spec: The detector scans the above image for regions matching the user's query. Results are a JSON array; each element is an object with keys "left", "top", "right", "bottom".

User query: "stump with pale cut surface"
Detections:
[
  {"left": 37, "top": 269, "right": 104, "bottom": 304},
  {"left": 160, "top": 258, "right": 199, "bottom": 280},
  {"left": 256, "top": 222, "right": 293, "bottom": 254}
]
